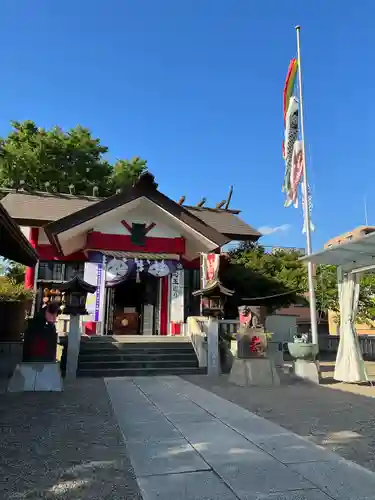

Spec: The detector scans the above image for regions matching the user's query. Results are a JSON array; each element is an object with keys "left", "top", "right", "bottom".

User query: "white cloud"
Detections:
[{"left": 258, "top": 224, "right": 291, "bottom": 236}]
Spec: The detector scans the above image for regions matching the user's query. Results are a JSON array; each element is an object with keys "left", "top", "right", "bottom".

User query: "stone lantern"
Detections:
[
  {"left": 57, "top": 276, "right": 97, "bottom": 380},
  {"left": 192, "top": 281, "right": 234, "bottom": 319},
  {"left": 57, "top": 276, "right": 97, "bottom": 316}
]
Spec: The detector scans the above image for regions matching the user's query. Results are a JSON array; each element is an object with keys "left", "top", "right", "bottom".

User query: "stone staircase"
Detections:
[{"left": 76, "top": 335, "right": 206, "bottom": 377}]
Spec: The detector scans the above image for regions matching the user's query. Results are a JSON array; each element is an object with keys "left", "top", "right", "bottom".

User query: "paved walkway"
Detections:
[{"left": 105, "top": 376, "right": 375, "bottom": 500}]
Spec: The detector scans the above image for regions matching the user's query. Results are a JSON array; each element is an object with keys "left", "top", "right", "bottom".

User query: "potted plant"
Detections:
[{"left": 0, "top": 276, "right": 34, "bottom": 340}]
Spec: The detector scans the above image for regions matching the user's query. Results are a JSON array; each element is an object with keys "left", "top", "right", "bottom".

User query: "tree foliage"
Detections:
[
  {"left": 0, "top": 259, "right": 26, "bottom": 285},
  {"left": 222, "top": 243, "right": 375, "bottom": 324},
  {"left": 0, "top": 121, "right": 147, "bottom": 195}
]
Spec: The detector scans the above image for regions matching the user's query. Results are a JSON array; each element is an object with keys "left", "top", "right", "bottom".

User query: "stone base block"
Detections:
[
  {"left": 294, "top": 359, "right": 320, "bottom": 384},
  {"left": 229, "top": 357, "right": 280, "bottom": 387},
  {"left": 8, "top": 362, "right": 63, "bottom": 392}
]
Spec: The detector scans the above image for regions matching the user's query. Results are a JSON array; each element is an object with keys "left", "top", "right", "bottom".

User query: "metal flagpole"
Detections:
[{"left": 295, "top": 25, "right": 319, "bottom": 346}]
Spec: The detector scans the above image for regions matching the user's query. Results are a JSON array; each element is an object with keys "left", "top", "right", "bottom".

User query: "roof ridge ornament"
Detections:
[{"left": 133, "top": 171, "right": 158, "bottom": 190}]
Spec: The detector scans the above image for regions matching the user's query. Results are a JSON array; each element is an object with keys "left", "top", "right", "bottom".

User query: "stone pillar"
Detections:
[
  {"left": 207, "top": 318, "right": 220, "bottom": 376},
  {"left": 66, "top": 315, "right": 81, "bottom": 380}
]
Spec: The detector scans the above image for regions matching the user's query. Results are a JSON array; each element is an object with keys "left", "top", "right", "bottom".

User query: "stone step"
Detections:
[
  {"left": 78, "top": 359, "right": 199, "bottom": 370},
  {"left": 79, "top": 343, "right": 195, "bottom": 352},
  {"left": 79, "top": 349, "right": 196, "bottom": 362},
  {"left": 81, "top": 335, "right": 190, "bottom": 344},
  {"left": 74, "top": 335, "right": 202, "bottom": 378},
  {"left": 77, "top": 366, "right": 207, "bottom": 377}
]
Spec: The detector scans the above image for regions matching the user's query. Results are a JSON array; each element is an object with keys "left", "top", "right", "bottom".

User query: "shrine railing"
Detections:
[
  {"left": 186, "top": 316, "right": 208, "bottom": 368},
  {"left": 319, "top": 334, "right": 375, "bottom": 359},
  {"left": 219, "top": 319, "right": 240, "bottom": 338}
]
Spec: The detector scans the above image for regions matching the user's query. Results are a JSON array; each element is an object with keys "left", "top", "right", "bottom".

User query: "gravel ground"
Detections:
[
  {"left": 184, "top": 361, "right": 375, "bottom": 473},
  {"left": 0, "top": 378, "right": 142, "bottom": 500}
]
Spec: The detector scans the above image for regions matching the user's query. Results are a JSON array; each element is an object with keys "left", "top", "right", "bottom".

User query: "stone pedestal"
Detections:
[
  {"left": 268, "top": 341, "right": 284, "bottom": 368},
  {"left": 294, "top": 359, "right": 320, "bottom": 384},
  {"left": 229, "top": 357, "right": 280, "bottom": 387},
  {"left": 8, "top": 362, "right": 63, "bottom": 392}
]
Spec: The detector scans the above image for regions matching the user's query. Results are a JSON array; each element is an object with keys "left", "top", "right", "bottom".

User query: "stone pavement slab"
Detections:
[
  {"left": 183, "top": 371, "right": 375, "bottom": 473},
  {"left": 106, "top": 376, "right": 374, "bottom": 500},
  {"left": 138, "top": 471, "right": 238, "bottom": 500}
]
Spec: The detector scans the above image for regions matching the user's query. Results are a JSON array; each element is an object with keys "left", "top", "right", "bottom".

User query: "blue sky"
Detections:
[{"left": 1, "top": 1, "right": 374, "bottom": 250}]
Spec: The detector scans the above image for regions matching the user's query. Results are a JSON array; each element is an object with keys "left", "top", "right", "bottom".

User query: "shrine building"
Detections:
[{"left": 0, "top": 173, "right": 260, "bottom": 336}]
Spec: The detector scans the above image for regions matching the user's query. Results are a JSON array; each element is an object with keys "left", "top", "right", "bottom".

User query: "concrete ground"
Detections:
[
  {"left": 184, "top": 360, "right": 375, "bottom": 474},
  {"left": 3, "top": 363, "right": 375, "bottom": 500},
  {"left": 106, "top": 375, "right": 375, "bottom": 500},
  {"left": 0, "top": 378, "right": 142, "bottom": 500}
]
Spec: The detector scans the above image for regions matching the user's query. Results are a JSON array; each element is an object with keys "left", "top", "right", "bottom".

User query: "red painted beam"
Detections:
[
  {"left": 181, "top": 257, "right": 200, "bottom": 269},
  {"left": 86, "top": 232, "right": 186, "bottom": 254},
  {"left": 37, "top": 244, "right": 87, "bottom": 262}
]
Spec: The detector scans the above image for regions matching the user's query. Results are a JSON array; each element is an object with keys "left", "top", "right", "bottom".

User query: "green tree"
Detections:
[
  {"left": 222, "top": 245, "right": 306, "bottom": 315},
  {"left": 223, "top": 243, "right": 375, "bottom": 324},
  {"left": 0, "top": 120, "right": 147, "bottom": 195},
  {"left": 110, "top": 157, "right": 148, "bottom": 191},
  {"left": 0, "top": 259, "right": 26, "bottom": 285}
]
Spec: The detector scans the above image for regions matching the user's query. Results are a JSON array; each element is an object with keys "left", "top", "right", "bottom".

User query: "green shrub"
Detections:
[{"left": 0, "top": 276, "right": 34, "bottom": 302}]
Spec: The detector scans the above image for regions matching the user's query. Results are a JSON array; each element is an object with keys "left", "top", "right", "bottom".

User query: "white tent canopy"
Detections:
[
  {"left": 300, "top": 234, "right": 375, "bottom": 383},
  {"left": 300, "top": 230, "right": 375, "bottom": 273}
]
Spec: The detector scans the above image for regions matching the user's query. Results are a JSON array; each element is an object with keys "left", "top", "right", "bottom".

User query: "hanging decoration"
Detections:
[
  {"left": 104, "top": 256, "right": 179, "bottom": 286},
  {"left": 290, "top": 140, "right": 304, "bottom": 207},
  {"left": 282, "top": 96, "right": 299, "bottom": 206},
  {"left": 106, "top": 258, "right": 130, "bottom": 281},
  {"left": 134, "top": 258, "right": 144, "bottom": 283},
  {"left": 302, "top": 183, "right": 315, "bottom": 233},
  {"left": 283, "top": 58, "right": 298, "bottom": 124},
  {"left": 148, "top": 260, "right": 171, "bottom": 277},
  {"left": 201, "top": 253, "right": 220, "bottom": 289}
]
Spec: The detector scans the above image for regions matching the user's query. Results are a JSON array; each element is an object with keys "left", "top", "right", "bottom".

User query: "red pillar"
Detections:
[
  {"left": 160, "top": 276, "right": 169, "bottom": 335},
  {"left": 24, "top": 227, "right": 39, "bottom": 289}
]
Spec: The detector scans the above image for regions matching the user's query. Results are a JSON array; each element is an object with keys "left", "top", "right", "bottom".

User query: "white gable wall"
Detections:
[
  {"left": 93, "top": 205, "right": 181, "bottom": 238},
  {"left": 38, "top": 229, "right": 50, "bottom": 245}
]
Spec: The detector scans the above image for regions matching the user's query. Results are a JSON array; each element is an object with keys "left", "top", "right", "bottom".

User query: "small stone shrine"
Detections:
[{"left": 229, "top": 305, "right": 280, "bottom": 387}]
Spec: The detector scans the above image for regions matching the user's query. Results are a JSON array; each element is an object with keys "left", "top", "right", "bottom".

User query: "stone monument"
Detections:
[{"left": 229, "top": 305, "right": 280, "bottom": 387}]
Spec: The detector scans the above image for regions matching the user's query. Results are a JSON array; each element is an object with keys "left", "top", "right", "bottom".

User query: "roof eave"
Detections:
[
  {"left": 223, "top": 232, "right": 262, "bottom": 241},
  {"left": 0, "top": 205, "right": 39, "bottom": 266}
]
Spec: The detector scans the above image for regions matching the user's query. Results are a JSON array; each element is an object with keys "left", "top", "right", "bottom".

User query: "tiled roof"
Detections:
[
  {"left": 0, "top": 190, "right": 260, "bottom": 241},
  {"left": 185, "top": 206, "right": 261, "bottom": 239},
  {"left": 0, "top": 191, "right": 100, "bottom": 222}
]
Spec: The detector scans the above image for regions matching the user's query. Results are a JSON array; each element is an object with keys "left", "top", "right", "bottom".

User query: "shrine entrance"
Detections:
[{"left": 105, "top": 274, "right": 160, "bottom": 336}]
